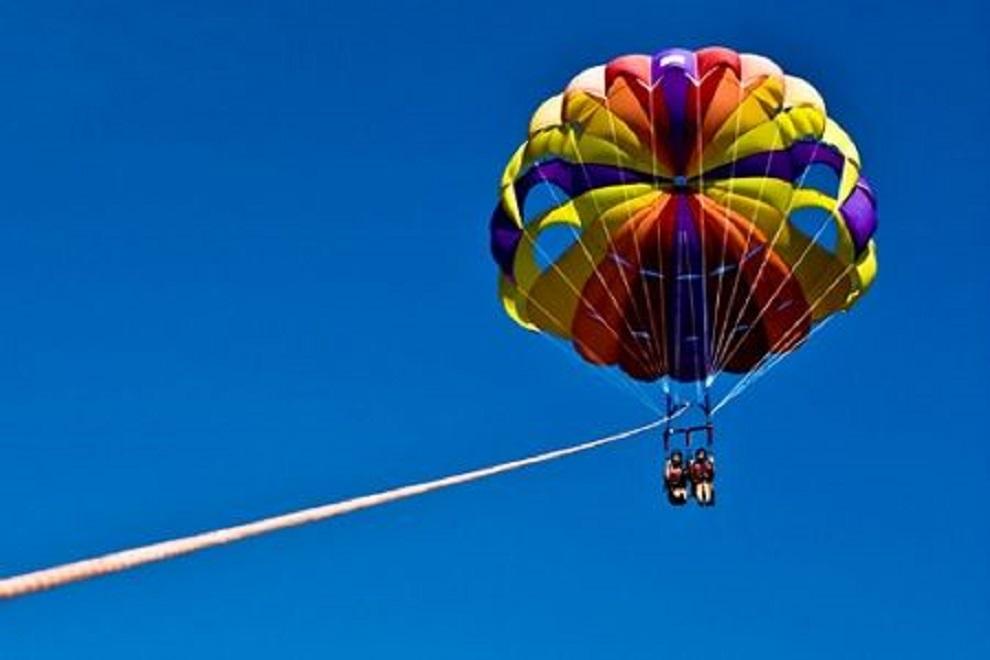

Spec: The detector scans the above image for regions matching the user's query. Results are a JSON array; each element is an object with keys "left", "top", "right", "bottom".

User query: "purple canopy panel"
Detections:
[
  {"left": 666, "top": 196, "right": 711, "bottom": 381},
  {"left": 652, "top": 49, "right": 698, "bottom": 175},
  {"left": 490, "top": 206, "right": 523, "bottom": 279},
  {"left": 839, "top": 176, "right": 877, "bottom": 255}
]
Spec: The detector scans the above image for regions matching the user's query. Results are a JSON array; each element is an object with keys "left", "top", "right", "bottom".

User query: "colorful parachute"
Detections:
[{"left": 490, "top": 46, "right": 876, "bottom": 389}]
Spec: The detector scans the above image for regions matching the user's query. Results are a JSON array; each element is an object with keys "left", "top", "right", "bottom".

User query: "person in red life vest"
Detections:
[
  {"left": 689, "top": 448, "right": 715, "bottom": 506},
  {"left": 663, "top": 450, "right": 688, "bottom": 506}
]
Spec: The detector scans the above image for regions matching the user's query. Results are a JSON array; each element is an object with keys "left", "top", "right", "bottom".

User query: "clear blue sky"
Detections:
[{"left": 1, "top": 1, "right": 987, "bottom": 657}]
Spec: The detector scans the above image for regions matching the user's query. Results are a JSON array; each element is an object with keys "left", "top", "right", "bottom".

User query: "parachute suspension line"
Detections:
[
  {"left": 529, "top": 154, "right": 661, "bottom": 379},
  {"left": 712, "top": 315, "right": 836, "bottom": 415},
  {"left": 0, "top": 411, "right": 687, "bottom": 601},
  {"left": 679, "top": 224, "right": 706, "bottom": 405},
  {"left": 694, "top": 66, "right": 713, "bottom": 389},
  {"left": 647, "top": 72, "right": 672, "bottom": 378},
  {"left": 537, "top": 332, "right": 662, "bottom": 414},
  {"left": 511, "top": 283, "right": 660, "bottom": 413},
  {"left": 662, "top": 393, "right": 679, "bottom": 451},
  {"left": 711, "top": 314, "right": 838, "bottom": 415},
  {"left": 596, "top": 89, "right": 670, "bottom": 377},
  {"left": 710, "top": 138, "right": 827, "bottom": 372},
  {"left": 563, "top": 121, "right": 664, "bottom": 377},
  {"left": 516, "top": 192, "right": 658, "bottom": 381},
  {"left": 707, "top": 73, "right": 747, "bottom": 379},
  {"left": 708, "top": 106, "right": 787, "bottom": 367},
  {"left": 710, "top": 261, "right": 854, "bottom": 415},
  {"left": 672, "top": 225, "right": 684, "bottom": 385},
  {"left": 653, "top": 197, "right": 671, "bottom": 381},
  {"left": 710, "top": 192, "right": 845, "bottom": 386},
  {"left": 669, "top": 211, "right": 708, "bottom": 408},
  {"left": 687, "top": 219, "right": 706, "bottom": 396},
  {"left": 710, "top": 121, "right": 798, "bottom": 366},
  {"left": 700, "top": 117, "right": 837, "bottom": 409}
]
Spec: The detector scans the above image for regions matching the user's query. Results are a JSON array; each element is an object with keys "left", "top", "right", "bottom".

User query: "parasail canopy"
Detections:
[{"left": 490, "top": 47, "right": 877, "bottom": 388}]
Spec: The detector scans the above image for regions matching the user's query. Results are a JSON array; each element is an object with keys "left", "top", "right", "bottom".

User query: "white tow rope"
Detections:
[{"left": 0, "top": 416, "right": 677, "bottom": 600}]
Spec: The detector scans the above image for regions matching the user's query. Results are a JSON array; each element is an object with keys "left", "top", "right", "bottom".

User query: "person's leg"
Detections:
[{"left": 697, "top": 482, "right": 712, "bottom": 505}]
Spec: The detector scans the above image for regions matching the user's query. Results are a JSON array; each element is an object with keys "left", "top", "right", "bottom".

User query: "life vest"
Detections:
[
  {"left": 690, "top": 459, "right": 714, "bottom": 482},
  {"left": 665, "top": 464, "right": 686, "bottom": 488}
]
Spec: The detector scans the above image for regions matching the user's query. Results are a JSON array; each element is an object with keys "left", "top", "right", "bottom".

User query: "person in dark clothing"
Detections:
[
  {"left": 689, "top": 448, "right": 715, "bottom": 506},
  {"left": 663, "top": 450, "right": 689, "bottom": 506}
]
